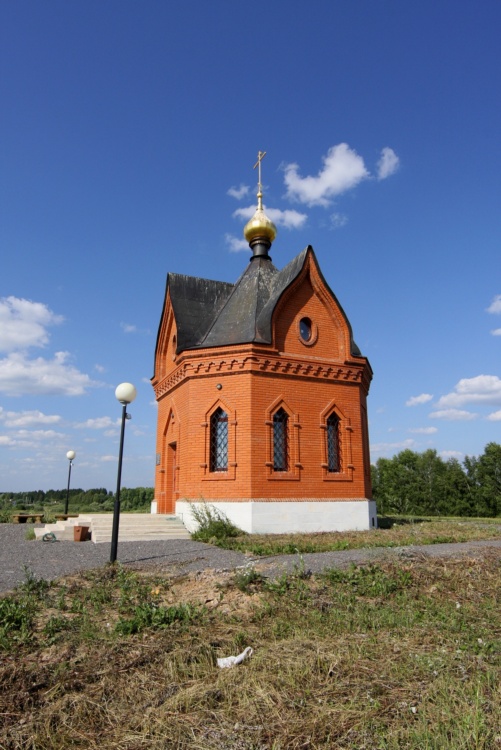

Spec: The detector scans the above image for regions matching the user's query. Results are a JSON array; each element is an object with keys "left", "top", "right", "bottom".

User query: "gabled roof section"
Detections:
[
  {"left": 255, "top": 248, "right": 309, "bottom": 343},
  {"left": 167, "top": 274, "right": 233, "bottom": 352},
  {"left": 201, "top": 256, "right": 280, "bottom": 347},
  {"left": 157, "top": 247, "right": 363, "bottom": 357}
]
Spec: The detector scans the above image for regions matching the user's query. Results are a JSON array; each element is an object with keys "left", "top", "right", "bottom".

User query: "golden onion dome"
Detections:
[
  {"left": 243, "top": 190, "right": 277, "bottom": 245},
  {"left": 243, "top": 152, "right": 277, "bottom": 252}
]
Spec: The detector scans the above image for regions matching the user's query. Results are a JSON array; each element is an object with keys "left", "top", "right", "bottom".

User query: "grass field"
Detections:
[
  {"left": 193, "top": 514, "right": 501, "bottom": 555},
  {"left": 0, "top": 526, "right": 499, "bottom": 748}
]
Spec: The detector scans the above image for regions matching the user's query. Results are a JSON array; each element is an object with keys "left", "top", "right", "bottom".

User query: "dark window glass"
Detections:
[
  {"left": 326, "top": 413, "right": 340, "bottom": 472},
  {"left": 299, "top": 317, "right": 312, "bottom": 341},
  {"left": 273, "top": 408, "right": 289, "bottom": 471},
  {"left": 210, "top": 408, "right": 228, "bottom": 471}
]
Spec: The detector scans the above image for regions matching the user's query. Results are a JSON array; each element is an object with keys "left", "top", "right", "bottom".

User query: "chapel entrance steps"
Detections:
[{"left": 34, "top": 513, "right": 191, "bottom": 543}]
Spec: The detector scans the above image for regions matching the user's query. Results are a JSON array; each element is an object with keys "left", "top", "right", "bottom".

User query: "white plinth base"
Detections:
[
  {"left": 176, "top": 499, "right": 377, "bottom": 534},
  {"left": 150, "top": 501, "right": 157, "bottom": 514}
]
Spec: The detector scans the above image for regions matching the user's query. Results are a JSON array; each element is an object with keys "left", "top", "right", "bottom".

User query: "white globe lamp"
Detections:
[
  {"left": 64, "top": 450, "right": 76, "bottom": 515},
  {"left": 115, "top": 382, "right": 137, "bottom": 405}
]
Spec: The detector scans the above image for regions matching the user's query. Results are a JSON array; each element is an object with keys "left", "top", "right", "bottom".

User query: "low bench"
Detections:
[
  {"left": 12, "top": 513, "right": 44, "bottom": 523},
  {"left": 54, "top": 514, "right": 79, "bottom": 521}
]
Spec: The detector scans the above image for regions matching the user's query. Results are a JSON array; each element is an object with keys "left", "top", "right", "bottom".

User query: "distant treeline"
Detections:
[
  {"left": 0, "top": 487, "right": 154, "bottom": 512},
  {"left": 372, "top": 442, "right": 501, "bottom": 517},
  {"left": 3, "top": 442, "right": 500, "bottom": 519}
]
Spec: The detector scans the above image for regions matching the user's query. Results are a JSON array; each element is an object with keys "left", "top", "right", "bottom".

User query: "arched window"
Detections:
[
  {"left": 326, "top": 412, "right": 341, "bottom": 473},
  {"left": 210, "top": 408, "right": 228, "bottom": 471},
  {"left": 273, "top": 408, "right": 289, "bottom": 471}
]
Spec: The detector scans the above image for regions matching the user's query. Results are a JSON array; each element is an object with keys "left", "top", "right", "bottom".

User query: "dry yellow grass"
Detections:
[
  {"left": 213, "top": 517, "right": 501, "bottom": 555},
  {"left": 0, "top": 547, "right": 499, "bottom": 749}
]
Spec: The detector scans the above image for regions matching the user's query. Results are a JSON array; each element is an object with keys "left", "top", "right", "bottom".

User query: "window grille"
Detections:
[
  {"left": 273, "top": 408, "right": 289, "bottom": 471},
  {"left": 210, "top": 408, "right": 228, "bottom": 471},
  {"left": 326, "top": 413, "right": 341, "bottom": 472}
]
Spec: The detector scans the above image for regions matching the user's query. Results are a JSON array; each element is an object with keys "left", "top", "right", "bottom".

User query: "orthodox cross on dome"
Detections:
[{"left": 253, "top": 150, "right": 266, "bottom": 210}]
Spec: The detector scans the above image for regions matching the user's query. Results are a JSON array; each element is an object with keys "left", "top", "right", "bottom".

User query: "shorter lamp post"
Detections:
[
  {"left": 110, "top": 382, "right": 137, "bottom": 563},
  {"left": 64, "top": 451, "right": 76, "bottom": 515}
]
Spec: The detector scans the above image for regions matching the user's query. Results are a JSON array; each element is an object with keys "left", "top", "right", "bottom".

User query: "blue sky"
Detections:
[{"left": 1, "top": 1, "right": 500, "bottom": 492}]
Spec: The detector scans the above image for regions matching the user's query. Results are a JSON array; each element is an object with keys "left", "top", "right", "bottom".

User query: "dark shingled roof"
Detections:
[
  {"left": 164, "top": 247, "right": 362, "bottom": 356},
  {"left": 167, "top": 274, "right": 233, "bottom": 352}
]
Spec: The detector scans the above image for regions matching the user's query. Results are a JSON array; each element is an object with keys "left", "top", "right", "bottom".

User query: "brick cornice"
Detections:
[{"left": 153, "top": 350, "right": 372, "bottom": 398}]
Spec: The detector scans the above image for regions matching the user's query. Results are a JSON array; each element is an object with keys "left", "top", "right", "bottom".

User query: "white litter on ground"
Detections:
[{"left": 217, "top": 647, "right": 254, "bottom": 669}]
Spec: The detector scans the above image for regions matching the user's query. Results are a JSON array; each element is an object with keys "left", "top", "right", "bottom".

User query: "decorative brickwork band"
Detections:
[{"left": 154, "top": 352, "right": 370, "bottom": 399}]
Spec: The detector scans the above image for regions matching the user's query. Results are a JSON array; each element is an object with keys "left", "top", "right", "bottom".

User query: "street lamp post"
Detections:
[
  {"left": 64, "top": 451, "right": 76, "bottom": 515},
  {"left": 110, "top": 382, "right": 137, "bottom": 563}
]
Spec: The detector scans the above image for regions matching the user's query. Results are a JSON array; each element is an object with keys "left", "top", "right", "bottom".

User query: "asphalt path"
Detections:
[{"left": 1, "top": 523, "right": 500, "bottom": 594}]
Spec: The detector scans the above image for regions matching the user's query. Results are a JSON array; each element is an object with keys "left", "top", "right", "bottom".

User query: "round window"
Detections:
[
  {"left": 299, "top": 317, "right": 312, "bottom": 342},
  {"left": 297, "top": 316, "right": 318, "bottom": 346}
]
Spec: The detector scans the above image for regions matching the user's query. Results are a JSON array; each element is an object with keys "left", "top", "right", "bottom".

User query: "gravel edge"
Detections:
[{"left": 1, "top": 524, "right": 500, "bottom": 594}]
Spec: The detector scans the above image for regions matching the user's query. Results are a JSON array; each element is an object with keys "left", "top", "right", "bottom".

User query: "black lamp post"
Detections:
[
  {"left": 64, "top": 450, "right": 76, "bottom": 515},
  {"left": 110, "top": 382, "right": 137, "bottom": 563}
]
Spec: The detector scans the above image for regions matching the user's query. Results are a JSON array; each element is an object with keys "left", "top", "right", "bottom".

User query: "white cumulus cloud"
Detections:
[
  {"left": 377, "top": 147, "right": 400, "bottom": 180},
  {"left": 0, "top": 408, "right": 61, "bottom": 428},
  {"left": 225, "top": 234, "right": 249, "bottom": 253},
  {"left": 429, "top": 409, "right": 478, "bottom": 421},
  {"left": 408, "top": 427, "right": 438, "bottom": 434},
  {"left": 227, "top": 184, "right": 250, "bottom": 200},
  {"left": 75, "top": 416, "right": 118, "bottom": 430},
  {"left": 490, "top": 328, "right": 501, "bottom": 336},
  {"left": 232, "top": 205, "right": 307, "bottom": 230},
  {"left": 486, "top": 294, "right": 501, "bottom": 314},
  {"left": 0, "top": 296, "right": 63, "bottom": 352},
  {"left": 406, "top": 393, "right": 433, "bottom": 406},
  {"left": 121, "top": 323, "right": 137, "bottom": 334},
  {"left": 487, "top": 410, "right": 501, "bottom": 421},
  {"left": 0, "top": 351, "right": 97, "bottom": 397},
  {"left": 14, "top": 429, "right": 63, "bottom": 441},
  {"left": 267, "top": 207, "right": 308, "bottom": 229},
  {"left": 440, "top": 450, "right": 463, "bottom": 459},
  {"left": 5, "top": 429, "right": 67, "bottom": 448},
  {"left": 283, "top": 144, "right": 370, "bottom": 207},
  {"left": 0, "top": 297, "right": 97, "bottom": 398},
  {"left": 435, "top": 375, "right": 501, "bottom": 408},
  {"left": 370, "top": 438, "right": 417, "bottom": 454}
]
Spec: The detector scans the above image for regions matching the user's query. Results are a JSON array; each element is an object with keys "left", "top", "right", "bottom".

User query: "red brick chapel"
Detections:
[{"left": 151, "top": 154, "right": 376, "bottom": 533}]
